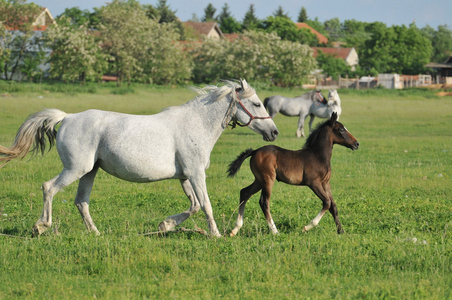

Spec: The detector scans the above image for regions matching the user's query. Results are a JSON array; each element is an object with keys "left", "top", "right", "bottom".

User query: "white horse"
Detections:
[
  {"left": 264, "top": 89, "right": 341, "bottom": 138},
  {"left": 0, "top": 79, "right": 279, "bottom": 237}
]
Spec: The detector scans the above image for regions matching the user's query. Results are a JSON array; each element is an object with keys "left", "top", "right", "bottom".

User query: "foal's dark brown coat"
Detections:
[{"left": 227, "top": 113, "right": 359, "bottom": 236}]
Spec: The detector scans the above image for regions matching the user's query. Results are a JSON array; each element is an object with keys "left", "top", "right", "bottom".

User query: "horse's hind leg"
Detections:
[
  {"left": 230, "top": 180, "right": 262, "bottom": 237},
  {"left": 32, "top": 168, "right": 84, "bottom": 236},
  {"left": 297, "top": 114, "right": 308, "bottom": 138},
  {"left": 158, "top": 179, "right": 201, "bottom": 233},
  {"left": 74, "top": 166, "right": 100, "bottom": 235}
]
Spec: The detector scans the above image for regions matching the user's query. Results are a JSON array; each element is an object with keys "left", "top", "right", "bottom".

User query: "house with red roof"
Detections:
[{"left": 312, "top": 47, "right": 359, "bottom": 71}]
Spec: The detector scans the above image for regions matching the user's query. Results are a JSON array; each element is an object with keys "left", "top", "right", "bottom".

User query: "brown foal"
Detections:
[{"left": 227, "top": 112, "right": 359, "bottom": 236}]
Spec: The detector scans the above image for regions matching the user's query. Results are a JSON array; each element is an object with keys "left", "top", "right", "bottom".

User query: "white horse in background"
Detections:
[
  {"left": 264, "top": 89, "right": 342, "bottom": 138},
  {"left": 0, "top": 79, "right": 279, "bottom": 237}
]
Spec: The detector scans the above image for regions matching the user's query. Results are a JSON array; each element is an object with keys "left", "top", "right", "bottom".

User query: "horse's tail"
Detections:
[
  {"left": 0, "top": 109, "right": 67, "bottom": 166},
  {"left": 227, "top": 148, "right": 254, "bottom": 178},
  {"left": 263, "top": 97, "right": 270, "bottom": 109}
]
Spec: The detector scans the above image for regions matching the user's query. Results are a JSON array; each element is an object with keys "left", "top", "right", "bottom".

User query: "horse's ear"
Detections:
[
  {"left": 240, "top": 79, "right": 248, "bottom": 90},
  {"left": 330, "top": 112, "right": 338, "bottom": 124}
]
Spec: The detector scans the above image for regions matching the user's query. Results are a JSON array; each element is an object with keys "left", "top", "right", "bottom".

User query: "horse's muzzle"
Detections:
[
  {"left": 264, "top": 129, "right": 279, "bottom": 142},
  {"left": 351, "top": 141, "right": 360, "bottom": 150}
]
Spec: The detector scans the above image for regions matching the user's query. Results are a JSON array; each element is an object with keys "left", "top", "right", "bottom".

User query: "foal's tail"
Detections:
[
  {"left": 0, "top": 109, "right": 67, "bottom": 166},
  {"left": 227, "top": 148, "right": 254, "bottom": 177}
]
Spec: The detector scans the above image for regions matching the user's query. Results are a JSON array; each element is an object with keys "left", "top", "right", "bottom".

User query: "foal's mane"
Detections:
[{"left": 303, "top": 119, "right": 330, "bottom": 149}]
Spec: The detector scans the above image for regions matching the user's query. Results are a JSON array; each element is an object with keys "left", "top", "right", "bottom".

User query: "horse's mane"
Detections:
[
  {"left": 303, "top": 119, "right": 330, "bottom": 149},
  {"left": 165, "top": 80, "right": 255, "bottom": 111}
]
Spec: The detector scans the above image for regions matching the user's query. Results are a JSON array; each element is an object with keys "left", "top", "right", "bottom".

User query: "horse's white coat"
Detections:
[
  {"left": 264, "top": 89, "right": 342, "bottom": 138},
  {"left": 11, "top": 80, "right": 278, "bottom": 237}
]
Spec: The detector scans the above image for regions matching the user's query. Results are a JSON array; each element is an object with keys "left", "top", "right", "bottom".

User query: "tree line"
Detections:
[{"left": 1, "top": 0, "right": 451, "bottom": 86}]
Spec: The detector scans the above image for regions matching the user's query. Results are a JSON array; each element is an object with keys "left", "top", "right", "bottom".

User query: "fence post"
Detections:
[{"left": 356, "top": 76, "right": 359, "bottom": 90}]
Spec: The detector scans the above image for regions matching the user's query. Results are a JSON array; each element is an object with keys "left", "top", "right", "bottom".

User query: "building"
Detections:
[
  {"left": 425, "top": 56, "right": 452, "bottom": 84},
  {"left": 312, "top": 47, "right": 359, "bottom": 71},
  {"left": 183, "top": 22, "right": 224, "bottom": 40}
]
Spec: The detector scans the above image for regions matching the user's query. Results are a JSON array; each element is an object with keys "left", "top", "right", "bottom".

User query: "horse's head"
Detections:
[
  {"left": 329, "top": 112, "right": 359, "bottom": 150},
  {"left": 230, "top": 79, "right": 279, "bottom": 142},
  {"left": 328, "top": 89, "right": 341, "bottom": 107}
]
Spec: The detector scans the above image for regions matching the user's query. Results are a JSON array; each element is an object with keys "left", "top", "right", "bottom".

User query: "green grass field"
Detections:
[{"left": 0, "top": 83, "right": 451, "bottom": 299}]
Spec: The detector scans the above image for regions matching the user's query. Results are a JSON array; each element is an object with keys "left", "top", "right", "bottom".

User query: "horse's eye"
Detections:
[
  {"left": 339, "top": 127, "right": 345, "bottom": 133},
  {"left": 253, "top": 102, "right": 261, "bottom": 107}
]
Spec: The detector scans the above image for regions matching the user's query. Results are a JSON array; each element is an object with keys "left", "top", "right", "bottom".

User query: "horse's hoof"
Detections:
[
  {"left": 31, "top": 225, "right": 44, "bottom": 237},
  {"left": 157, "top": 222, "right": 168, "bottom": 237}
]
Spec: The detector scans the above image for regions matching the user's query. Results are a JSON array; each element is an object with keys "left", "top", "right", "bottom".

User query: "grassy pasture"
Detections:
[{"left": 0, "top": 83, "right": 451, "bottom": 299}]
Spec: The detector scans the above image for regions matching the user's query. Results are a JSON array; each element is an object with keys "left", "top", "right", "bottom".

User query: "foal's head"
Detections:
[
  {"left": 329, "top": 112, "right": 359, "bottom": 150},
  {"left": 304, "top": 112, "right": 359, "bottom": 151}
]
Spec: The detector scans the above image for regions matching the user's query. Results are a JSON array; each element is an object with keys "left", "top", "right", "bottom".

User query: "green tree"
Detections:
[
  {"left": 202, "top": 3, "right": 216, "bottom": 22},
  {"left": 259, "top": 16, "right": 318, "bottom": 46},
  {"left": 58, "top": 7, "right": 91, "bottom": 27},
  {"left": 359, "top": 22, "right": 432, "bottom": 75},
  {"left": 217, "top": 3, "right": 241, "bottom": 33},
  {"left": 192, "top": 30, "right": 316, "bottom": 86},
  {"left": 273, "top": 6, "right": 290, "bottom": 19},
  {"left": 45, "top": 16, "right": 108, "bottom": 83},
  {"left": 297, "top": 7, "right": 308, "bottom": 23},
  {"left": 99, "top": 0, "right": 189, "bottom": 85},
  {"left": 324, "top": 17, "right": 341, "bottom": 41},
  {"left": 422, "top": 25, "right": 452, "bottom": 63},
  {"left": 316, "top": 51, "right": 351, "bottom": 79},
  {"left": 342, "top": 19, "right": 371, "bottom": 48},
  {"left": 242, "top": 4, "right": 259, "bottom": 30}
]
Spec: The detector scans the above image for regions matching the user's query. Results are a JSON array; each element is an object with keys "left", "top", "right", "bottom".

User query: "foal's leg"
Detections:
[
  {"left": 328, "top": 198, "right": 344, "bottom": 234},
  {"left": 302, "top": 182, "right": 331, "bottom": 233},
  {"left": 32, "top": 168, "right": 84, "bottom": 236},
  {"left": 230, "top": 180, "right": 262, "bottom": 237},
  {"left": 158, "top": 179, "right": 201, "bottom": 233},
  {"left": 74, "top": 166, "right": 100, "bottom": 235},
  {"left": 259, "top": 181, "right": 278, "bottom": 234}
]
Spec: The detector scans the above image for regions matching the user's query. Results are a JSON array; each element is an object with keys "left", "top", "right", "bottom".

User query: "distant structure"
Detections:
[
  {"left": 426, "top": 56, "right": 452, "bottom": 85},
  {"left": 312, "top": 47, "right": 359, "bottom": 71},
  {"left": 183, "top": 22, "right": 224, "bottom": 40}
]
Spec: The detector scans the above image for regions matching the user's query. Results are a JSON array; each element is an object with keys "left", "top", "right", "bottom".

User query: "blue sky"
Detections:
[{"left": 32, "top": 0, "right": 451, "bottom": 29}]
